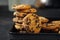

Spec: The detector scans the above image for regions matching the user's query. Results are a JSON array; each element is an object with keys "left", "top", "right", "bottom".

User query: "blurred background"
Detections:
[{"left": 0, "top": 0, "right": 60, "bottom": 40}]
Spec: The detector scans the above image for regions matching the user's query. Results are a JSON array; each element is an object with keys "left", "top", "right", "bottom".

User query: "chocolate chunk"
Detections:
[{"left": 36, "top": 24, "right": 40, "bottom": 28}]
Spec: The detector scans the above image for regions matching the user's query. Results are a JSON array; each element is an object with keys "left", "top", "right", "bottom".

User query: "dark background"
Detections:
[{"left": 0, "top": 0, "right": 60, "bottom": 40}]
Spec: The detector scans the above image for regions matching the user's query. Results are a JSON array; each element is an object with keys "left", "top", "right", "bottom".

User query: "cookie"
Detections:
[
  {"left": 42, "top": 23, "right": 59, "bottom": 30},
  {"left": 20, "top": 8, "right": 37, "bottom": 13},
  {"left": 30, "top": 8, "right": 37, "bottom": 13},
  {"left": 15, "top": 24, "right": 24, "bottom": 30},
  {"left": 23, "top": 13, "right": 41, "bottom": 33},
  {"left": 13, "top": 12, "right": 28, "bottom": 18},
  {"left": 13, "top": 17, "right": 18, "bottom": 22},
  {"left": 52, "top": 21, "right": 60, "bottom": 24},
  {"left": 39, "top": 16, "right": 49, "bottom": 23},
  {"left": 12, "top": 4, "right": 31, "bottom": 10},
  {"left": 13, "top": 11, "right": 19, "bottom": 16},
  {"left": 17, "top": 12, "right": 27, "bottom": 18}
]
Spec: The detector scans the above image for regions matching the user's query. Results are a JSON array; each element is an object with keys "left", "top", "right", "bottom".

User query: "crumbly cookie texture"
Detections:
[{"left": 23, "top": 13, "right": 41, "bottom": 33}]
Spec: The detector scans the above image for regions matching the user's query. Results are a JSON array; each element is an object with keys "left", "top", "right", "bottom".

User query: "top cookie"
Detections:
[{"left": 12, "top": 4, "right": 31, "bottom": 10}]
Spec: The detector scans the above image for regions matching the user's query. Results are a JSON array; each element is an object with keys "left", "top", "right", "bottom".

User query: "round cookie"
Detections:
[{"left": 23, "top": 13, "right": 41, "bottom": 33}]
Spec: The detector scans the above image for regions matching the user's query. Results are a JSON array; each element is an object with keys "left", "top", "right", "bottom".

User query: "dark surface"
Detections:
[
  {"left": 9, "top": 33, "right": 60, "bottom": 40},
  {"left": 0, "top": 6, "right": 13, "bottom": 40},
  {"left": 1, "top": 6, "right": 60, "bottom": 40},
  {"left": 9, "top": 26, "right": 60, "bottom": 40},
  {"left": 0, "top": 17, "right": 13, "bottom": 40}
]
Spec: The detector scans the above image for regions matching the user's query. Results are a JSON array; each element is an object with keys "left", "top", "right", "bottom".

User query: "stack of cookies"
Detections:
[{"left": 12, "top": 4, "right": 42, "bottom": 34}]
